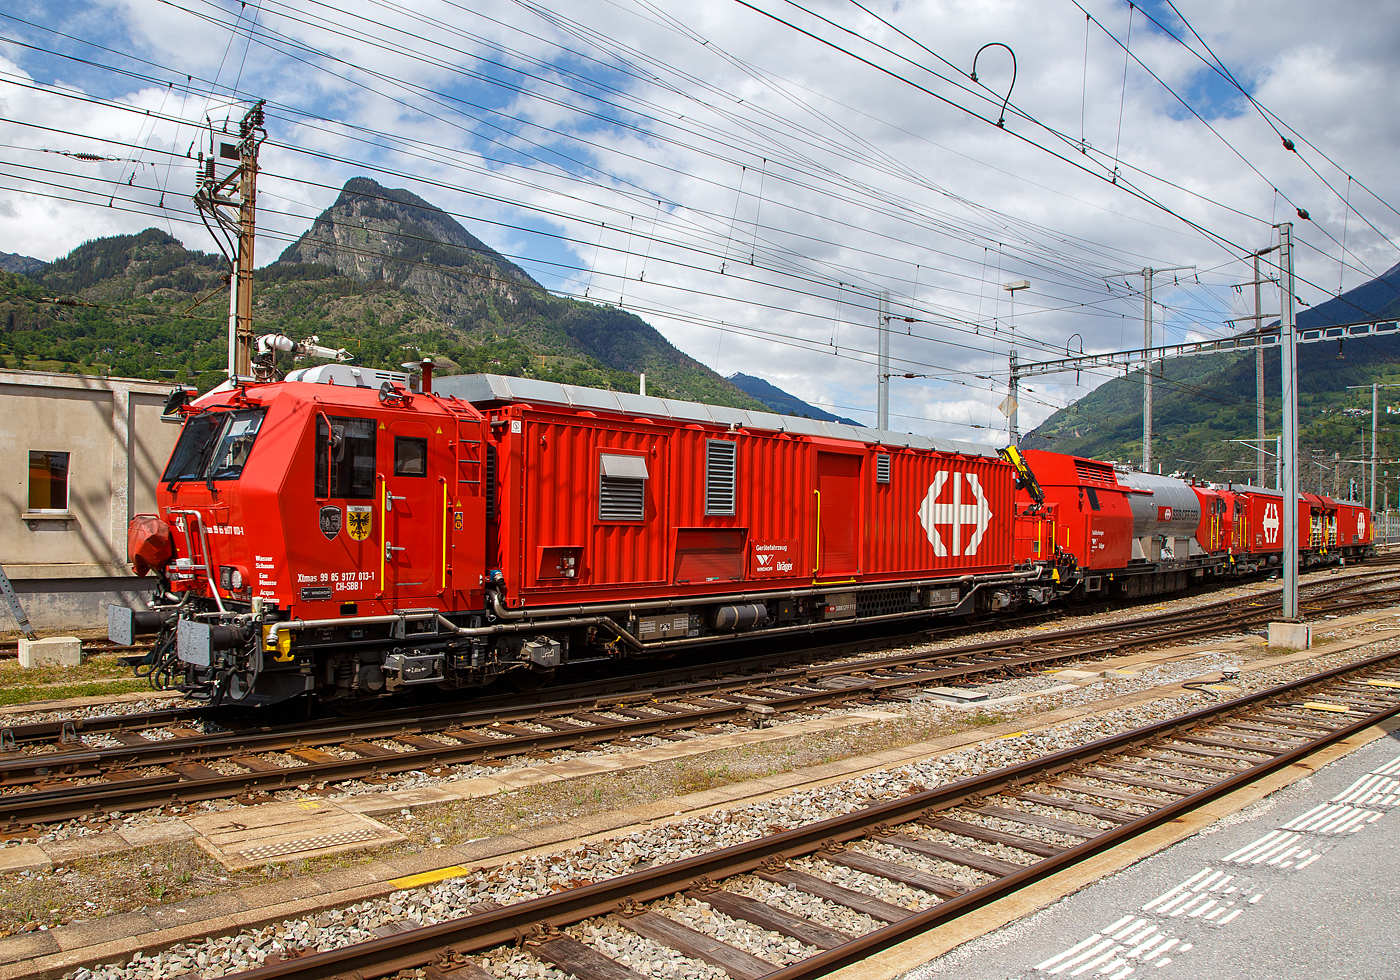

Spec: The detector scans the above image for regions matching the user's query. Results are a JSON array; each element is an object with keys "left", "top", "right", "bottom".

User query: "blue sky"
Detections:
[{"left": 2, "top": 0, "right": 1398, "bottom": 442}]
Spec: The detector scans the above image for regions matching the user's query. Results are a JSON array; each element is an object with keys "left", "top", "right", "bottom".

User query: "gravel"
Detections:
[{"left": 32, "top": 570, "right": 1400, "bottom": 978}]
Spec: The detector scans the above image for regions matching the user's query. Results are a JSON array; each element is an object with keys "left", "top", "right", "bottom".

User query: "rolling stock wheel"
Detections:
[
  {"left": 226, "top": 670, "right": 256, "bottom": 703},
  {"left": 509, "top": 668, "right": 554, "bottom": 692}
]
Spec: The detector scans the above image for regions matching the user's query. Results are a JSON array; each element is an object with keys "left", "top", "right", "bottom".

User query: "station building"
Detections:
[{"left": 0, "top": 368, "right": 181, "bottom": 630}]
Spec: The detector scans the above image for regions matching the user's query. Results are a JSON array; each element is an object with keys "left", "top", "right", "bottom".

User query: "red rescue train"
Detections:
[{"left": 110, "top": 359, "right": 1373, "bottom": 706}]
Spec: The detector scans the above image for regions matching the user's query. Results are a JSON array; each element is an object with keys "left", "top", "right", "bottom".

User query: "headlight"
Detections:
[{"left": 219, "top": 565, "right": 247, "bottom": 591}]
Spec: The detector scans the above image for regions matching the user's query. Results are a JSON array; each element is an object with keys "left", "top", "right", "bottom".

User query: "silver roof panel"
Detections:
[{"left": 432, "top": 374, "right": 1000, "bottom": 456}]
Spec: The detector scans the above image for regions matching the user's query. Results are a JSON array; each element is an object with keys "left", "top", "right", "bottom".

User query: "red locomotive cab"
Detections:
[
  {"left": 1016, "top": 450, "right": 1134, "bottom": 580},
  {"left": 1334, "top": 499, "right": 1372, "bottom": 550}
]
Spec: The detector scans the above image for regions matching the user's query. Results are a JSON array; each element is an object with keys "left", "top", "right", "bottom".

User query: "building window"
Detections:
[
  {"left": 29, "top": 451, "right": 69, "bottom": 512},
  {"left": 599, "top": 453, "right": 648, "bottom": 522}
]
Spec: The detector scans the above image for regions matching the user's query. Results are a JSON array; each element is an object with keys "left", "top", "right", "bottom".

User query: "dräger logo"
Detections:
[{"left": 753, "top": 543, "right": 794, "bottom": 573}]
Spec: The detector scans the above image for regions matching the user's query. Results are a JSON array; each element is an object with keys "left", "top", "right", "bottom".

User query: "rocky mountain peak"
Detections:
[{"left": 277, "top": 177, "right": 532, "bottom": 297}]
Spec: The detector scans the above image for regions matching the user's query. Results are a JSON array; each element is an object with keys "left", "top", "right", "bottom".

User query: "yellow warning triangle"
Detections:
[
  {"left": 379, "top": 422, "right": 386, "bottom": 429},
  {"left": 436, "top": 427, "right": 443, "bottom": 434}
]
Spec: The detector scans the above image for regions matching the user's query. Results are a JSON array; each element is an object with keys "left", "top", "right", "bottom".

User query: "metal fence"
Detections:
[{"left": 1375, "top": 511, "right": 1400, "bottom": 548}]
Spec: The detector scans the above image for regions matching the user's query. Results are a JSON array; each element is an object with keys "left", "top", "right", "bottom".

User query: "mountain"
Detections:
[
  {"left": 728, "top": 372, "right": 861, "bottom": 425},
  {"left": 276, "top": 178, "right": 763, "bottom": 407},
  {"left": 0, "top": 179, "right": 765, "bottom": 409},
  {"left": 1022, "top": 261, "right": 1400, "bottom": 485},
  {"left": 0, "top": 251, "right": 45, "bottom": 276}
]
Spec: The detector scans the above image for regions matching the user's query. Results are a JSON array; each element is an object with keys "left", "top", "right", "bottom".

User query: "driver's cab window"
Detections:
[
  {"left": 394, "top": 436, "right": 428, "bottom": 477},
  {"left": 316, "top": 417, "right": 376, "bottom": 498}
]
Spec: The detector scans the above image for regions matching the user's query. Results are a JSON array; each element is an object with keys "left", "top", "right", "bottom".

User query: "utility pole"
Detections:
[
  {"left": 877, "top": 290, "right": 890, "bottom": 430},
  {"left": 1243, "top": 246, "right": 1279, "bottom": 487},
  {"left": 195, "top": 101, "right": 267, "bottom": 381},
  {"left": 1106, "top": 265, "right": 1194, "bottom": 470},
  {"left": 1345, "top": 382, "right": 1400, "bottom": 510},
  {"left": 1003, "top": 280, "right": 1029, "bottom": 445},
  {"left": 1279, "top": 223, "right": 1299, "bottom": 621}
]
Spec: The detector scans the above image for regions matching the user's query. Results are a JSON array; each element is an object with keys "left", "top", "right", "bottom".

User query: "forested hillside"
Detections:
[{"left": 0, "top": 180, "right": 764, "bottom": 409}]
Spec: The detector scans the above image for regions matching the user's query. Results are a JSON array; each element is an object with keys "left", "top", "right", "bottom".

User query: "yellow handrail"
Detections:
[{"left": 440, "top": 476, "right": 449, "bottom": 593}]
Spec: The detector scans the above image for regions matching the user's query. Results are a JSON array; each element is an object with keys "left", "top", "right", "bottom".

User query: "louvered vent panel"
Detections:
[
  {"left": 706, "top": 440, "right": 737, "bottom": 516},
  {"left": 599, "top": 476, "right": 645, "bottom": 521},
  {"left": 876, "top": 454, "right": 891, "bottom": 484},
  {"left": 484, "top": 444, "right": 497, "bottom": 521},
  {"left": 1074, "top": 460, "right": 1117, "bottom": 487}
]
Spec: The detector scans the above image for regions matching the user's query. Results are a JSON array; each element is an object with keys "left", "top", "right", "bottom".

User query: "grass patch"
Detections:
[
  {"left": 0, "top": 836, "right": 404, "bottom": 935},
  {"left": 0, "top": 678, "right": 151, "bottom": 706},
  {"left": 0, "top": 653, "right": 138, "bottom": 687}
]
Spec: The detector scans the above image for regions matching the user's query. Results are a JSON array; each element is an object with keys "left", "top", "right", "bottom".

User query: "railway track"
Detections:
[
  {"left": 2, "top": 568, "right": 1398, "bottom": 829},
  {"left": 211, "top": 646, "right": 1400, "bottom": 980}
]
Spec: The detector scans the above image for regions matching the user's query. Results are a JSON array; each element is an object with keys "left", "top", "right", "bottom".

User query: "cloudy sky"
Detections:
[{"left": 2, "top": 0, "right": 1397, "bottom": 439}]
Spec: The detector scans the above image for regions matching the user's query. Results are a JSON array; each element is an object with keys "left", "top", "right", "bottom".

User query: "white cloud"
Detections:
[{"left": 1, "top": 0, "right": 1396, "bottom": 441}]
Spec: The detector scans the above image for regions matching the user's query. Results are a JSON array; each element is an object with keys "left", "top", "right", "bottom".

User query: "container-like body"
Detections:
[{"left": 476, "top": 399, "right": 1018, "bottom": 611}]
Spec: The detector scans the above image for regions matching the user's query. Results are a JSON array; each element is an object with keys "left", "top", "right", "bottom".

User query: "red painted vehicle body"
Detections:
[
  {"left": 1015, "top": 450, "right": 1134, "bottom": 572},
  {"left": 482, "top": 401, "right": 1017, "bottom": 612},
  {"left": 155, "top": 378, "right": 490, "bottom": 622},
  {"left": 112, "top": 368, "right": 1374, "bottom": 707}
]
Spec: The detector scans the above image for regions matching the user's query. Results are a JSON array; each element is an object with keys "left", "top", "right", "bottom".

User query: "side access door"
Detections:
[
  {"left": 815, "top": 451, "right": 862, "bottom": 576},
  {"left": 380, "top": 416, "right": 447, "bottom": 603}
]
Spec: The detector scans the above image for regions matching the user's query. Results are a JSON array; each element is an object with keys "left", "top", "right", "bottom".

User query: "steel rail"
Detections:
[
  {"left": 2, "top": 574, "right": 1395, "bottom": 822},
  {"left": 224, "top": 647, "right": 1400, "bottom": 980},
  {"left": 4, "top": 563, "right": 1389, "bottom": 748}
]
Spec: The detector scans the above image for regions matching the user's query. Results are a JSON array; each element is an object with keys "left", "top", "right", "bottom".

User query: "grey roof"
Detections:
[{"left": 433, "top": 374, "right": 1001, "bottom": 458}]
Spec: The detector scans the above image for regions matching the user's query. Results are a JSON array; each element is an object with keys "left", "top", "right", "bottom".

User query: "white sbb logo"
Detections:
[
  {"left": 1358, "top": 512, "right": 1367, "bottom": 539},
  {"left": 918, "top": 471, "right": 992, "bottom": 557},
  {"left": 1262, "top": 502, "right": 1280, "bottom": 544}
]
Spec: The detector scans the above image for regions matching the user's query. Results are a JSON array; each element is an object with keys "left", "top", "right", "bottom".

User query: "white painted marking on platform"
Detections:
[
  {"left": 1049, "top": 938, "right": 1117, "bottom": 974},
  {"left": 1109, "top": 918, "right": 1147, "bottom": 941},
  {"left": 1102, "top": 915, "right": 1134, "bottom": 936},
  {"left": 1034, "top": 935, "right": 1102, "bottom": 972},
  {"left": 1222, "top": 830, "right": 1285, "bottom": 862},
  {"left": 1142, "top": 938, "right": 1178, "bottom": 961},
  {"left": 1371, "top": 754, "right": 1400, "bottom": 776},
  {"left": 1070, "top": 946, "right": 1121, "bottom": 975}
]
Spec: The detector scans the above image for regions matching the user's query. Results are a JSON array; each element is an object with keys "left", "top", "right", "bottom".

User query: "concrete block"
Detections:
[
  {"left": 0, "top": 844, "right": 51, "bottom": 873},
  {"left": 1268, "top": 621, "right": 1313, "bottom": 650},
  {"left": 926, "top": 686, "right": 990, "bottom": 703},
  {"left": 1047, "top": 669, "right": 1099, "bottom": 681},
  {"left": 17, "top": 636, "right": 82, "bottom": 667}
]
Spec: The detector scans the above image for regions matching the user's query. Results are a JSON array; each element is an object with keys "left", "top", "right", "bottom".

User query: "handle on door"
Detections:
[{"left": 385, "top": 540, "right": 407, "bottom": 561}]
